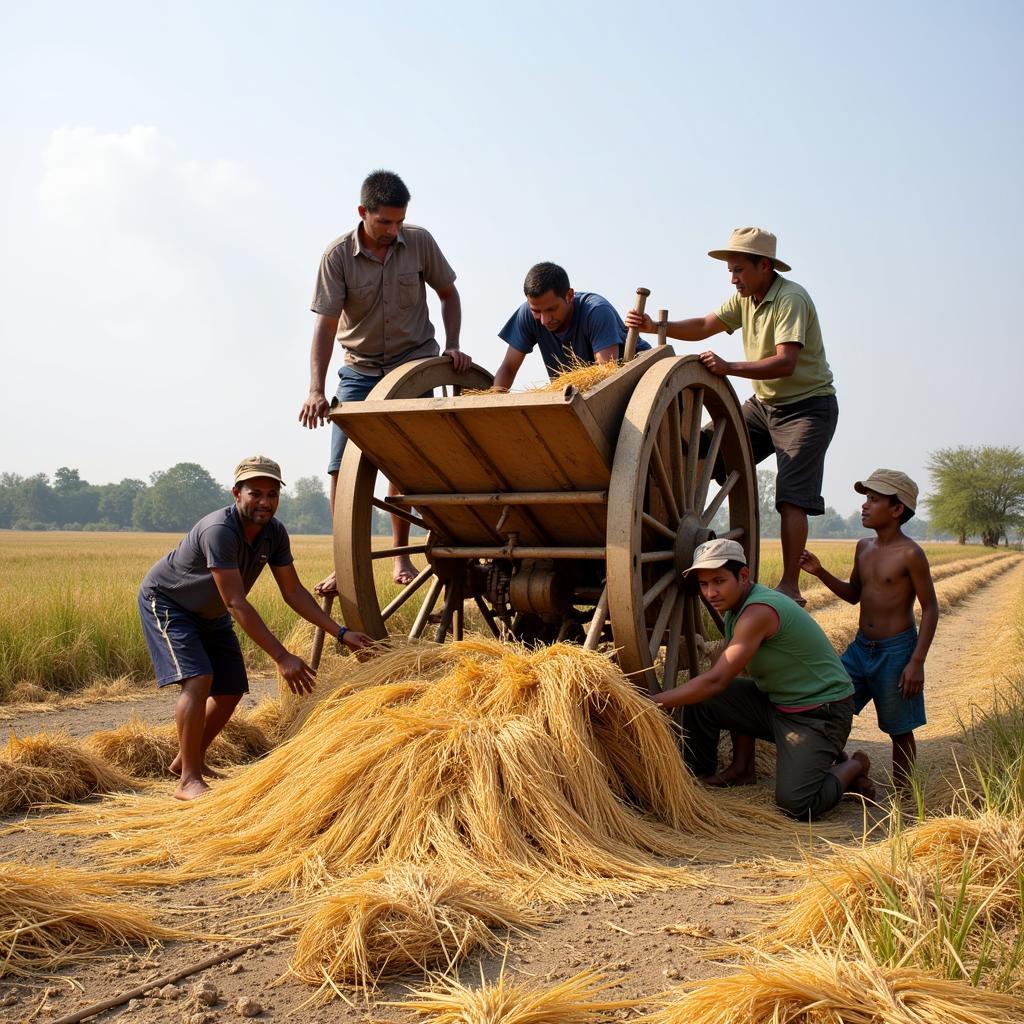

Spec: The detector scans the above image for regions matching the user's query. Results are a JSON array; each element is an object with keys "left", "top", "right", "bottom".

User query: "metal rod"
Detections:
[
  {"left": 623, "top": 286, "right": 651, "bottom": 361},
  {"left": 583, "top": 585, "right": 610, "bottom": 649},
  {"left": 380, "top": 565, "right": 433, "bottom": 621},
  {"left": 430, "top": 545, "right": 606, "bottom": 560},
  {"left": 387, "top": 490, "right": 607, "bottom": 507}
]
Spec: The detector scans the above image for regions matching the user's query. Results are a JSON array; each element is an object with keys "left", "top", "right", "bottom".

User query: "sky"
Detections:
[{"left": 1, "top": 0, "right": 1022, "bottom": 516}]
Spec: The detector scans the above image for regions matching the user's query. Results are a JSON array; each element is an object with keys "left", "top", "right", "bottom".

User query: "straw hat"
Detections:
[{"left": 708, "top": 227, "right": 791, "bottom": 272}]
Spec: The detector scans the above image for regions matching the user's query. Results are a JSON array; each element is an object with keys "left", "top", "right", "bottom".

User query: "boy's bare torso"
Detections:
[{"left": 856, "top": 536, "right": 922, "bottom": 639}]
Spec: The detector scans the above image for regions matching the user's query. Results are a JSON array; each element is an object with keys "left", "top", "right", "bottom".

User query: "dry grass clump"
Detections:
[
  {"left": 0, "top": 861, "right": 188, "bottom": 979},
  {"left": 0, "top": 730, "right": 134, "bottom": 814},
  {"left": 72, "top": 638, "right": 799, "bottom": 904},
  {"left": 286, "top": 865, "right": 541, "bottom": 995},
  {"left": 84, "top": 716, "right": 179, "bottom": 777},
  {"left": 242, "top": 698, "right": 287, "bottom": 746},
  {"left": 399, "top": 967, "right": 634, "bottom": 1023},
  {"left": 531, "top": 358, "right": 622, "bottom": 394},
  {"left": 8, "top": 682, "right": 58, "bottom": 704},
  {"left": 644, "top": 947, "right": 1024, "bottom": 1023}
]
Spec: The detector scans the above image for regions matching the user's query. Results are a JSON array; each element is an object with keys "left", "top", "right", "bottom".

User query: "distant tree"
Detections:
[
  {"left": 757, "top": 469, "right": 782, "bottom": 537},
  {"left": 52, "top": 466, "right": 100, "bottom": 526},
  {"left": 807, "top": 506, "right": 848, "bottom": 539},
  {"left": 926, "top": 445, "right": 1024, "bottom": 546},
  {"left": 11, "top": 473, "right": 56, "bottom": 525},
  {"left": 277, "top": 476, "right": 332, "bottom": 534},
  {"left": 0, "top": 472, "right": 24, "bottom": 528},
  {"left": 97, "top": 478, "right": 147, "bottom": 528},
  {"left": 133, "top": 463, "right": 230, "bottom": 532}
]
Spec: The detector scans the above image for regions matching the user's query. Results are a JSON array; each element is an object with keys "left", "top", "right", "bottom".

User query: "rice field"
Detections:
[{"left": 0, "top": 530, "right": 1006, "bottom": 699}]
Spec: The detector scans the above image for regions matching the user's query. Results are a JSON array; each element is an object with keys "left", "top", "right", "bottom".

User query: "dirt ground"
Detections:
[{"left": 2, "top": 560, "right": 1022, "bottom": 1024}]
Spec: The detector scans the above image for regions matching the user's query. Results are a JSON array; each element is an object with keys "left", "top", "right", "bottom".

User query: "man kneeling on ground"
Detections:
[
  {"left": 138, "top": 456, "right": 371, "bottom": 801},
  {"left": 654, "top": 538, "right": 875, "bottom": 819}
]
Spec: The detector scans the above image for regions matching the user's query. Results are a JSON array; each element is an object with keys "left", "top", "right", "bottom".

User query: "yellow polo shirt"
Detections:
[{"left": 715, "top": 276, "right": 835, "bottom": 405}]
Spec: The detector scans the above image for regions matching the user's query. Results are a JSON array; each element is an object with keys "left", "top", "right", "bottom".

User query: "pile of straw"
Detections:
[
  {"left": 399, "top": 968, "right": 634, "bottom": 1023},
  {"left": 285, "top": 865, "right": 541, "bottom": 995},
  {"left": 0, "top": 861, "right": 187, "bottom": 978},
  {"left": 532, "top": 359, "right": 621, "bottom": 394},
  {"left": 72, "top": 639, "right": 797, "bottom": 904},
  {"left": 0, "top": 730, "right": 133, "bottom": 814},
  {"left": 645, "top": 947, "right": 1024, "bottom": 1023}
]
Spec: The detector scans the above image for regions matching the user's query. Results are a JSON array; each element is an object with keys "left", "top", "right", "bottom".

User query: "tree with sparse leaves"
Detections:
[{"left": 926, "top": 445, "right": 1024, "bottom": 546}]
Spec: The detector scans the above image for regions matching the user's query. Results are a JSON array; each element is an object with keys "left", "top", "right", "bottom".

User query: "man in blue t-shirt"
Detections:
[{"left": 493, "top": 262, "right": 648, "bottom": 390}]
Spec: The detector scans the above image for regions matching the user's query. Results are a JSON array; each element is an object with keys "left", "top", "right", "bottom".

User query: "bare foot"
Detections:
[
  {"left": 314, "top": 571, "right": 338, "bottom": 597},
  {"left": 393, "top": 557, "right": 417, "bottom": 586},
  {"left": 847, "top": 751, "right": 878, "bottom": 802},
  {"left": 773, "top": 584, "right": 807, "bottom": 607},
  {"left": 702, "top": 771, "right": 757, "bottom": 788},
  {"left": 168, "top": 756, "right": 223, "bottom": 780},
  {"left": 174, "top": 778, "right": 210, "bottom": 801}
]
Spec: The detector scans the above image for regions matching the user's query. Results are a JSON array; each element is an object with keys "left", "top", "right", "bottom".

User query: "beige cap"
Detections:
[
  {"left": 682, "top": 538, "right": 747, "bottom": 575},
  {"left": 708, "top": 227, "right": 791, "bottom": 273},
  {"left": 854, "top": 469, "right": 918, "bottom": 512},
  {"left": 233, "top": 455, "right": 285, "bottom": 487}
]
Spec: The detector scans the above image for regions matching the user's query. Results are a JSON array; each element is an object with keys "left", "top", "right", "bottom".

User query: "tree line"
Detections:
[{"left": 2, "top": 445, "right": 1021, "bottom": 544}]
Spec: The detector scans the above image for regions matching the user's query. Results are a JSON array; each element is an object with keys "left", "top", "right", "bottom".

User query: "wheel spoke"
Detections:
[
  {"left": 650, "top": 443, "right": 680, "bottom": 525},
  {"left": 698, "top": 588, "right": 725, "bottom": 633},
  {"left": 642, "top": 568, "right": 677, "bottom": 611},
  {"left": 409, "top": 576, "right": 443, "bottom": 639},
  {"left": 648, "top": 585, "right": 679, "bottom": 661},
  {"left": 640, "top": 550, "right": 675, "bottom": 563},
  {"left": 373, "top": 496, "right": 427, "bottom": 530},
  {"left": 694, "top": 418, "right": 726, "bottom": 511},
  {"left": 684, "top": 593, "right": 700, "bottom": 676},
  {"left": 684, "top": 386, "right": 704, "bottom": 513},
  {"left": 433, "top": 580, "right": 462, "bottom": 643},
  {"left": 668, "top": 393, "right": 685, "bottom": 509},
  {"left": 701, "top": 470, "right": 740, "bottom": 526},
  {"left": 661, "top": 595, "right": 685, "bottom": 691},
  {"left": 371, "top": 543, "right": 429, "bottom": 559},
  {"left": 584, "top": 586, "right": 609, "bottom": 650},
  {"left": 473, "top": 595, "right": 502, "bottom": 638},
  {"left": 642, "top": 512, "right": 676, "bottom": 541},
  {"left": 381, "top": 565, "right": 434, "bottom": 622},
  {"left": 717, "top": 526, "right": 745, "bottom": 541}
]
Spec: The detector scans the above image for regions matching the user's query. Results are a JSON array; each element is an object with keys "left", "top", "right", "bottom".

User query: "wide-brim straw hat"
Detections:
[{"left": 708, "top": 227, "right": 791, "bottom": 273}]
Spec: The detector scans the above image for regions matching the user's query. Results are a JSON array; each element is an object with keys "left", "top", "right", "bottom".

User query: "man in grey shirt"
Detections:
[
  {"left": 298, "top": 170, "right": 473, "bottom": 592},
  {"left": 138, "top": 456, "right": 371, "bottom": 800}
]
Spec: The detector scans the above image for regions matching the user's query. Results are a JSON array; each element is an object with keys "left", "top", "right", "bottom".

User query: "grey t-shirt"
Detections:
[{"left": 141, "top": 506, "right": 293, "bottom": 619}]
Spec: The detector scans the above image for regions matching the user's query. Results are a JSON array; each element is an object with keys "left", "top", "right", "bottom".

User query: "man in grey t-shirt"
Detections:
[{"left": 138, "top": 456, "right": 371, "bottom": 801}]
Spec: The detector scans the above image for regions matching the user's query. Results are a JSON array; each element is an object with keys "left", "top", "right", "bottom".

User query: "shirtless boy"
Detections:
[{"left": 800, "top": 469, "right": 938, "bottom": 787}]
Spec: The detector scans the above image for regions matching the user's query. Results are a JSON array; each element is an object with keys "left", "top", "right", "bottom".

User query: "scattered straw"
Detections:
[
  {"left": 645, "top": 946, "right": 1024, "bottom": 1023},
  {"left": 0, "top": 861, "right": 188, "bottom": 979},
  {"left": 530, "top": 358, "right": 622, "bottom": 394},
  {"left": 398, "top": 967, "right": 635, "bottom": 1023},
  {"left": 284, "top": 865, "right": 541, "bottom": 996}
]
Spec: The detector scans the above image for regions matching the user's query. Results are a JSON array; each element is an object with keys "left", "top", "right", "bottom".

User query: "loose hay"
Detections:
[
  {"left": 285, "top": 865, "right": 541, "bottom": 995},
  {"left": 399, "top": 967, "right": 634, "bottom": 1023},
  {"left": 66, "top": 638, "right": 805, "bottom": 904},
  {"left": 644, "top": 947, "right": 1024, "bottom": 1023},
  {"left": 531, "top": 358, "right": 622, "bottom": 394},
  {"left": 0, "top": 862, "right": 188, "bottom": 978},
  {"left": 0, "top": 730, "right": 134, "bottom": 813}
]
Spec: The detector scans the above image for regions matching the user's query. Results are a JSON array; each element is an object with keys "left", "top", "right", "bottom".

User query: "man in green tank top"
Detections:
[{"left": 655, "top": 539, "right": 875, "bottom": 819}]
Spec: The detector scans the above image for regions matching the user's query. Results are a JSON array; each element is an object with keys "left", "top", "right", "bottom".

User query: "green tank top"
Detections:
[{"left": 724, "top": 584, "right": 852, "bottom": 707}]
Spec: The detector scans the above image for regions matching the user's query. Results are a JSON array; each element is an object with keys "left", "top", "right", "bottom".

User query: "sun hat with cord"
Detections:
[
  {"left": 682, "top": 537, "right": 748, "bottom": 576},
  {"left": 854, "top": 469, "right": 918, "bottom": 512},
  {"left": 708, "top": 227, "right": 791, "bottom": 273},
  {"left": 233, "top": 455, "right": 285, "bottom": 487}
]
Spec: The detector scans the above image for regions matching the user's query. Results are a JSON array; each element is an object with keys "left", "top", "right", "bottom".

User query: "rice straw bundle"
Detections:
[
  {"left": 243, "top": 697, "right": 287, "bottom": 746},
  {"left": 84, "top": 716, "right": 179, "bottom": 777},
  {"left": 69, "top": 638, "right": 802, "bottom": 904},
  {"left": 0, "top": 861, "right": 188, "bottom": 979},
  {"left": 644, "top": 947, "right": 1024, "bottom": 1023},
  {"left": 531, "top": 358, "right": 622, "bottom": 394},
  {"left": 285, "top": 865, "right": 541, "bottom": 995},
  {"left": 8, "top": 682, "right": 57, "bottom": 704},
  {"left": 398, "top": 967, "right": 635, "bottom": 1023},
  {"left": 0, "top": 730, "right": 133, "bottom": 813}
]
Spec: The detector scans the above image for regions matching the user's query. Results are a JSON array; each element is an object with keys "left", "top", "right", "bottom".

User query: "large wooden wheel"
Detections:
[
  {"left": 606, "top": 356, "right": 758, "bottom": 693},
  {"left": 334, "top": 357, "right": 494, "bottom": 640}
]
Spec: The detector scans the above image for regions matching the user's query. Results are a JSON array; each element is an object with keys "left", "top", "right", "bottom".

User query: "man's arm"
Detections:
[
  {"left": 299, "top": 313, "right": 341, "bottom": 428},
  {"left": 624, "top": 310, "right": 728, "bottom": 342},
  {"left": 435, "top": 283, "right": 471, "bottom": 373},
  {"left": 900, "top": 548, "right": 939, "bottom": 697},
  {"left": 209, "top": 567, "right": 316, "bottom": 694},
  {"left": 270, "top": 563, "right": 372, "bottom": 651},
  {"left": 654, "top": 604, "right": 779, "bottom": 708},
  {"left": 800, "top": 542, "right": 864, "bottom": 604},
  {"left": 493, "top": 346, "right": 528, "bottom": 392},
  {"left": 699, "top": 342, "right": 800, "bottom": 380}
]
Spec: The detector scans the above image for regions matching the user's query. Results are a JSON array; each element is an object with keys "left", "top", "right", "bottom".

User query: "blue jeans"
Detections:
[
  {"left": 841, "top": 627, "right": 925, "bottom": 736},
  {"left": 327, "top": 366, "right": 381, "bottom": 473}
]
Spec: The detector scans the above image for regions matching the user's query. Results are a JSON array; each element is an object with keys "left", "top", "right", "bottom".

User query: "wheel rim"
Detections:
[
  {"left": 334, "top": 358, "right": 494, "bottom": 639},
  {"left": 606, "top": 356, "right": 758, "bottom": 693}
]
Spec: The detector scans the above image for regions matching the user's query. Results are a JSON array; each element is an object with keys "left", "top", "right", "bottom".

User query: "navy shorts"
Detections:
[
  {"left": 841, "top": 627, "right": 925, "bottom": 736},
  {"left": 137, "top": 588, "right": 249, "bottom": 694}
]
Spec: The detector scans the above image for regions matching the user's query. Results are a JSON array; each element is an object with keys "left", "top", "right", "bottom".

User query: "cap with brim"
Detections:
[
  {"left": 234, "top": 456, "right": 285, "bottom": 487},
  {"left": 682, "top": 537, "right": 747, "bottom": 576},
  {"left": 708, "top": 226, "right": 791, "bottom": 273},
  {"left": 854, "top": 469, "right": 917, "bottom": 512}
]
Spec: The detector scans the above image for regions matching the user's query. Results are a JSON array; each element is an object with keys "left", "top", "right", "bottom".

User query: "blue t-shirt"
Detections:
[{"left": 498, "top": 291, "right": 650, "bottom": 379}]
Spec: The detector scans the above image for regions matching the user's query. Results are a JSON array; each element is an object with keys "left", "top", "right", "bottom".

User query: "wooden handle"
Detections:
[
  {"left": 310, "top": 593, "right": 335, "bottom": 670},
  {"left": 657, "top": 309, "right": 669, "bottom": 347},
  {"left": 623, "top": 287, "right": 651, "bottom": 362}
]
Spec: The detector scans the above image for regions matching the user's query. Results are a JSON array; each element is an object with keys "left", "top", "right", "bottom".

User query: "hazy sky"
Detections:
[{"left": 1, "top": 1, "right": 1021, "bottom": 516}]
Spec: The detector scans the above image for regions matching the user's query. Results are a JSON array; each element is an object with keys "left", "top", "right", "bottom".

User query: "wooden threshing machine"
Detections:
[{"left": 329, "top": 315, "right": 759, "bottom": 693}]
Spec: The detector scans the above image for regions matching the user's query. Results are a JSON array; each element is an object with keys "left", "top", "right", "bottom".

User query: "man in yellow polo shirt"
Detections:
[{"left": 625, "top": 228, "right": 837, "bottom": 606}]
